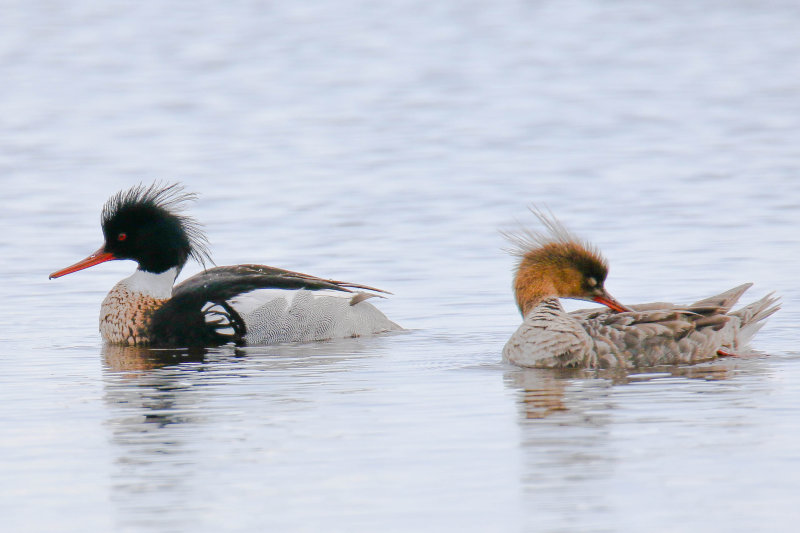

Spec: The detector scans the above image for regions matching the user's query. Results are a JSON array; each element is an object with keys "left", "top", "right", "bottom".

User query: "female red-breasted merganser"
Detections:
[
  {"left": 50, "top": 183, "right": 401, "bottom": 347},
  {"left": 502, "top": 209, "right": 779, "bottom": 369}
]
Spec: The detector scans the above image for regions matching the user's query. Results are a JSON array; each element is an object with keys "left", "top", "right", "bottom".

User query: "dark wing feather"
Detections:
[
  {"left": 148, "top": 265, "right": 390, "bottom": 348},
  {"left": 172, "top": 264, "right": 390, "bottom": 299}
]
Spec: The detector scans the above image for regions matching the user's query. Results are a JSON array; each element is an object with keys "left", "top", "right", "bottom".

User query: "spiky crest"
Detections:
[
  {"left": 102, "top": 182, "right": 213, "bottom": 269},
  {"left": 502, "top": 206, "right": 611, "bottom": 314}
]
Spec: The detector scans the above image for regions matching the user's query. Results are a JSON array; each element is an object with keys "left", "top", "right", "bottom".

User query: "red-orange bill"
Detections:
[
  {"left": 49, "top": 247, "right": 116, "bottom": 279},
  {"left": 593, "top": 292, "right": 632, "bottom": 313}
]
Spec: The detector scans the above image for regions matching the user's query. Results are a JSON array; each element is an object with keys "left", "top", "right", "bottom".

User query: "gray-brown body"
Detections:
[{"left": 503, "top": 283, "right": 779, "bottom": 369}]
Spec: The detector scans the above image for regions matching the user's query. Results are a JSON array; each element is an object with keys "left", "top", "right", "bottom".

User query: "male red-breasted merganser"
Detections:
[
  {"left": 50, "top": 183, "right": 401, "bottom": 347},
  {"left": 502, "top": 208, "right": 779, "bottom": 369}
]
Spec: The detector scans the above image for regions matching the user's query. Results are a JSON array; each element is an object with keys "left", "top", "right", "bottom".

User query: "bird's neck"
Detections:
[
  {"left": 121, "top": 267, "right": 179, "bottom": 299},
  {"left": 514, "top": 268, "right": 559, "bottom": 316},
  {"left": 523, "top": 297, "right": 565, "bottom": 321}
]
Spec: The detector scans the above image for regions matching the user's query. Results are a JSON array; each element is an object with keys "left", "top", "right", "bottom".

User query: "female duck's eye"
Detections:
[{"left": 117, "top": 233, "right": 127, "bottom": 242}]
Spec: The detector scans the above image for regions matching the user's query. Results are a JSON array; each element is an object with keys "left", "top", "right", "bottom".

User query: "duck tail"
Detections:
[
  {"left": 689, "top": 283, "right": 752, "bottom": 314},
  {"left": 731, "top": 292, "right": 781, "bottom": 345}
]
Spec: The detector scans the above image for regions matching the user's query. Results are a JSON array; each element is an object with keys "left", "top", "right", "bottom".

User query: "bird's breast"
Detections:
[{"left": 99, "top": 282, "right": 167, "bottom": 346}]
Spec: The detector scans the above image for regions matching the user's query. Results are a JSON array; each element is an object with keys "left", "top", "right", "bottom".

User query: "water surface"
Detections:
[{"left": 2, "top": 1, "right": 800, "bottom": 531}]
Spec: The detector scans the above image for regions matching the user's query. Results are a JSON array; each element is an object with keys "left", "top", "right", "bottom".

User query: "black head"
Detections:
[
  {"left": 50, "top": 183, "right": 212, "bottom": 279},
  {"left": 101, "top": 183, "right": 211, "bottom": 272}
]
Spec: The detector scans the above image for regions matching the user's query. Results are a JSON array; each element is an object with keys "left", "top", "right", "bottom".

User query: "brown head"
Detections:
[{"left": 504, "top": 208, "right": 630, "bottom": 316}]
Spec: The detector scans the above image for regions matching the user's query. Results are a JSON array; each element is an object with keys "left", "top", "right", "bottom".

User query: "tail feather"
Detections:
[
  {"left": 731, "top": 292, "right": 781, "bottom": 345},
  {"left": 349, "top": 291, "right": 384, "bottom": 306},
  {"left": 689, "top": 283, "right": 752, "bottom": 314}
]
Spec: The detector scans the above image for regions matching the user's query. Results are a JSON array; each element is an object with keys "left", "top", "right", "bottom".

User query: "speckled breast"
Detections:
[{"left": 99, "top": 284, "right": 166, "bottom": 346}]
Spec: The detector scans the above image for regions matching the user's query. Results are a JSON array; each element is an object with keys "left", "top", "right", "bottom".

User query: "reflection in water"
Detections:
[
  {"left": 103, "top": 344, "right": 209, "bottom": 372},
  {"left": 503, "top": 363, "right": 741, "bottom": 529},
  {"left": 102, "top": 345, "right": 210, "bottom": 531},
  {"left": 503, "top": 368, "right": 573, "bottom": 420},
  {"left": 505, "top": 363, "right": 736, "bottom": 420},
  {"left": 503, "top": 367, "right": 616, "bottom": 526},
  {"left": 100, "top": 340, "right": 378, "bottom": 530}
]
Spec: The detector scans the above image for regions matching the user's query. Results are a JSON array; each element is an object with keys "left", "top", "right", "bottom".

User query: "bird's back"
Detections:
[
  {"left": 577, "top": 284, "right": 779, "bottom": 368},
  {"left": 149, "top": 264, "right": 401, "bottom": 347}
]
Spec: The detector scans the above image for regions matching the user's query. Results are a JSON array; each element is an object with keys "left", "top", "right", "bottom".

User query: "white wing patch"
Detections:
[
  {"left": 223, "top": 288, "right": 399, "bottom": 345},
  {"left": 227, "top": 288, "right": 351, "bottom": 317},
  {"left": 201, "top": 301, "right": 238, "bottom": 339}
]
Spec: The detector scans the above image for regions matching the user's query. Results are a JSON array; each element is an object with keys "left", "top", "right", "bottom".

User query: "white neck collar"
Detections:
[{"left": 121, "top": 267, "right": 178, "bottom": 299}]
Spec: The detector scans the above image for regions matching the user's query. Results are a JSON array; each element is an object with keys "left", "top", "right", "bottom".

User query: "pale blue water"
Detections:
[{"left": 2, "top": 1, "right": 800, "bottom": 532}]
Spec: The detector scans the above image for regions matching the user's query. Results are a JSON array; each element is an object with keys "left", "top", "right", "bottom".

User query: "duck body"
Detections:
[
  {"left": 503, "top": 284, "right": 779, "bottom": 369},
  {"left": 150, "top": 265, "right": 398, "bottom": 347},
  {"left": 98, "top": 265, "right": 399, "bottom": 347},
  {"left": 52, "top": 184, "right": 400, "bottom": 348},
  {"left": 503, "top": 208, "right": 779, "bottom": 369}
]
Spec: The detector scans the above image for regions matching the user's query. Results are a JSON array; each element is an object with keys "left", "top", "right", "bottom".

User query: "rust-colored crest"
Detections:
[{"left": 503, "top": 208, "right": 609, "bottom": 314}]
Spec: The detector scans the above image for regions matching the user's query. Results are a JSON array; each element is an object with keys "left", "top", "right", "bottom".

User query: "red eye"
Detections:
[{"left": 117, "top": 233, "right": 127, "bottom": 242}]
